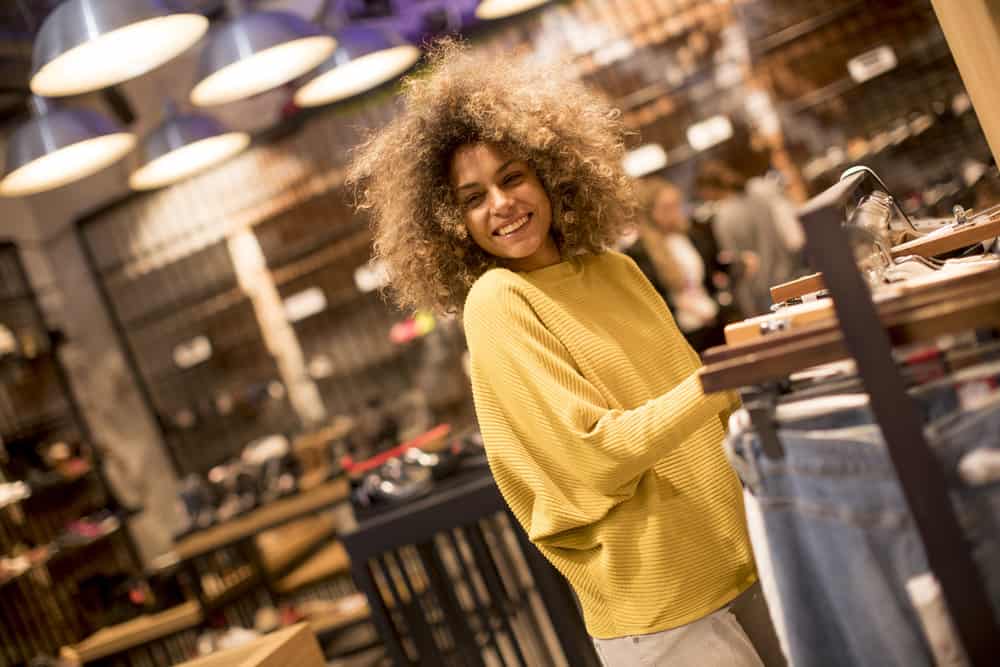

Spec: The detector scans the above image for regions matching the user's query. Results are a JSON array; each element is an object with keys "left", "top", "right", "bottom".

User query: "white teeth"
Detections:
[{"left": 497, "top": 215, "right": 529, "bottom": 236}]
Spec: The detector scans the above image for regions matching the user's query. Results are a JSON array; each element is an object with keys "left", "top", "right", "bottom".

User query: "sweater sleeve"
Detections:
[{"left": 465, "top": 275, "right": 731, "bottom": 547}]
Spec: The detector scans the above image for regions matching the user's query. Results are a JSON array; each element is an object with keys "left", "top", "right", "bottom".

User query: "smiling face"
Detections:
[{"left": 449, "top": 142, "right": 560, "bottom": 272}]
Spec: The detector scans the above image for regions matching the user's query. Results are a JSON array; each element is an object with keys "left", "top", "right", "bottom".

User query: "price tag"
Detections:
[
  {"left": 173, "top": 336, "right": 212, "bottom": 369},
  {"left": 687, "top": 115, "right": 733, "bottom": 152},
  {"left": 622, "top": 143, "right": 668, "bottom": 178},
  {"left": 283, "top": 287, "right": 327, "bottom": 323},
  {"left": 847, "top": 46, "right": 897, "bottom": 84}
]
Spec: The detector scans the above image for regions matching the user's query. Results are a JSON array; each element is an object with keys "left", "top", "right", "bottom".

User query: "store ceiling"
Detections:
[{"left": 0, "top": 0, "right": 482, "bottom": 134}]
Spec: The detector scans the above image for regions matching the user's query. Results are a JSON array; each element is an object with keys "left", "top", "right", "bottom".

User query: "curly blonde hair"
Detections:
[{"left": 348, "top": 39, "right": 635, "bottom": 314}]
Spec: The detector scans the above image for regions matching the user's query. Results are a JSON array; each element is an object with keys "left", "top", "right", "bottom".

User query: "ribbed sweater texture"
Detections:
[{"left": 463, "top": 251, "right": 755, "bottom": 639}]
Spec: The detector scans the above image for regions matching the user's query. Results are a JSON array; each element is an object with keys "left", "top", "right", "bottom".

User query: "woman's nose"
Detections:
[{"left": 488, "top": 187, "right": 514, "bottom": 214}]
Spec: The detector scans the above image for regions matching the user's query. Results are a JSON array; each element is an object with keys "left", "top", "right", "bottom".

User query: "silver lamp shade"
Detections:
[
  {"left": 294, "top": 25, "right": 420, "bottom": 108},
  {"left": 130, "top": 112, "right": 250, "bottom": 190},
  {"left": 190, "top": 11, "right": 336, "bottom": 107},
  {"left": 1, "top": 101, "right": 136, "bottom": 198},
  {"left": 476, "top": 0, "right": 551, "bottom": 20},
  {"left": 31, "top": 0, "right": 209, "bottom": 97}
]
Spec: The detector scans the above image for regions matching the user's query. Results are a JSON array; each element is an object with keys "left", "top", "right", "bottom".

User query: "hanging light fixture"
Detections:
[
  {"left": 293, "top": 25, "right": 420, "bottom": 108},
  {"left": 190, "top": 1, "right": 336, "bottom": 108},
  {"left": 30, "top": 0, "right": 209, "bottom": 98},
  {"left": 129, "top": 103, "right": 250, "bottom": 191},
  {"left": 475, "top": 0, "right": 551, "bottom": 20},
  {"left": 1, "top": 98, "right": 135, "bottom": 198}
]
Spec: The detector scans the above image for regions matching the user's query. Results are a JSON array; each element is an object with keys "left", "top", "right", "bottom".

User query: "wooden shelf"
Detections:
[
  {"left": 293, "top": 417, "right": 353, "bottom": 455},
  {"left": 770, "top": 272, "right": 827, "bottom": 304},
  {"left": 784, "top": 35, "right": 951, "bottom": 116},
  {"left": 275, "top": 541, "right": 350, "bottom": 595},
  {"left": 173, "top": 478, "right": 349, "bottom": 561},
  {"left": 890, "top": 214, "right": 1000, "bottom": 260},
  {"left": 752, "top": 1, "right": 867, "bottom": 56},
  {"left": 62, "top": 601, "right": 203, "bottom": 664},
  {"left": 256, "top": 513, "right": 339, "bottom": 575},
  {"left": 121, "top": 282, "right": 245, "bottom": 332}
]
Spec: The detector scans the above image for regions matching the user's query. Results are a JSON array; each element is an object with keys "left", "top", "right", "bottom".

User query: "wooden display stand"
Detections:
[
  {"left": 61, "top": 478, "right": 353, "bottom": 664},
  {"left": 61, "top": 602, "right": 204, "bottom": 664},
  {"left": 172, "top": 478, "right": 349, "bottom": 561},
  {"left": 175, "top": 625, "right": 324, "bottom": 667}
]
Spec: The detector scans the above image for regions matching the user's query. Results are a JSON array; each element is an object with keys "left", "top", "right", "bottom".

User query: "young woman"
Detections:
[{"left": 349, "top": 40, "right": 784, "bottom": 666}]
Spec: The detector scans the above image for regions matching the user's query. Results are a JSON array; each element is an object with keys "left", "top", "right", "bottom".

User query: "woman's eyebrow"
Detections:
[{"left": 456, "top": 159, "right": 519, "bottom": 192}]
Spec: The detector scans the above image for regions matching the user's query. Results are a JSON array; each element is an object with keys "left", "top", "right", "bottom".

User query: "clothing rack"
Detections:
[{"left": 795, "top": 170, "right": 1000, "bottom": 664}]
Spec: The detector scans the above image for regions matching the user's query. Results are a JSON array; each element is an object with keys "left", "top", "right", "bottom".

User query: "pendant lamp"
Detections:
[
  {"left": 294, "top": 25, "right": 420, "bottom": 107},
  {"left": 1, "top": 98, "right": 135, "bottom": 198},
  {"left": 31, "top": 0, "right": 209, "bottom": 97},
  {"left": 475, "top": 0, "right": 551, "bottom": 20},
  {"left": 190, "top": 1, "right": 336, "bottom": 107},
  {"left": 129, "top": 103, "right": 250, "bottom": 190}
]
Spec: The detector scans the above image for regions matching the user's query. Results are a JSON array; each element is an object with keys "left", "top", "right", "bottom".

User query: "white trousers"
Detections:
[{"left": 592, "top": 605, "right": 763, "bottom": 667}]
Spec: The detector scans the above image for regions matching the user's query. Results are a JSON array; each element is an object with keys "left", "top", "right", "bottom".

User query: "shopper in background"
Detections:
[
  {"left": 349, "top": 40, "right": 784, "bottom": 666},
  {"left": 634, "top": 177, "right": 729, "bottom": 351},
  {"left": 696, "top": 125, "right": 807, "bottom": 317}
]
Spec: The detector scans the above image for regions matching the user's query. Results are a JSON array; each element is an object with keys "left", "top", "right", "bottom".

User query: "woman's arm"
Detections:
[{"left": 465, "top": 278, "right": 731, "bottom": 545}]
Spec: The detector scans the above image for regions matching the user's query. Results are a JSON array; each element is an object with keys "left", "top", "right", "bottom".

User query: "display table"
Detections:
[{"left": 341, "top": 468, "right": 599, "bottom": 667}]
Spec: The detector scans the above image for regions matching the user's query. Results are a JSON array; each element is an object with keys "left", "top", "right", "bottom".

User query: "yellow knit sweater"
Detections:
[{"left": 463, "top": 251, "right": 754, "bottom": 639}]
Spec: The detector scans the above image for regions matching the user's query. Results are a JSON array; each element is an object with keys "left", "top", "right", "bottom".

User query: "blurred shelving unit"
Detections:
[{"left": 0, "top": 242, "right": 141, "bottom": 667}]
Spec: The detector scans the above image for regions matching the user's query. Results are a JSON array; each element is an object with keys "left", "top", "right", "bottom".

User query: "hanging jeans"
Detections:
[{"left": 725, "top": 391, "right": 1000, "bottom": 667}]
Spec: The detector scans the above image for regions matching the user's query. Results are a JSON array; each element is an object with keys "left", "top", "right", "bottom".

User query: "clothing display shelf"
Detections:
[
  {"left": 76, "top": 201, "right": 302, "bottom": 477},
  {"left": 0, "top": 242, "right": 142, "bottom": 667},
  {"left": 172, "top": 477, "right": 351, "bottom": 617},
  {"left": 747, "top": 0, "right": 992, "bottom": 217},
  {"left": 744, "top": 0, "right": 868, "bottom": 56},
  {"left": 699, "top": 170, "right": 1000, "bottom": 664},
  {"left": 66, "top": 103, "right": 380, "bottom": 475},
  {"left": 256, "top": 203, "right": 422, "bottom": 419},
  {"left": 75, "top": 176, "right": 418, "bottom": 475},
  {"left": 62, "top": 477, "right": 359, "bottom": 666},
  {"left": 341, "top": 467, "right": 600, "bottom": 667},
  {"left": 545, "top": 0, "right": 730, "bottom": 79},
  {"left": 562, "top": 0, "right": 990, "bottom": 222}
]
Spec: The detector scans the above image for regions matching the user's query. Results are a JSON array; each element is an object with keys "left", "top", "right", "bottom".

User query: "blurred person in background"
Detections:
[
  {"left": 695, "top": 124, "right": 807, "bottom": 317},
  {"left": 631, "top": 178, "right": 728, "bottom": 351}
]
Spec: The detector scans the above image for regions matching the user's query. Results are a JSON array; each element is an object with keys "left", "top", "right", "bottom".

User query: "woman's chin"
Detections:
[{"left": 493, "top": 237, "right": 540, "bottom": 260}]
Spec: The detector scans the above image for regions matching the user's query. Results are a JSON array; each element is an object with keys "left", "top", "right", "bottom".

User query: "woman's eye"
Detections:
[
  {"left": 465, "top": 193, "right": 483, "bottom": 207},
  {"left": 504, "top": 172, "right": 523, "bottom": 185}
]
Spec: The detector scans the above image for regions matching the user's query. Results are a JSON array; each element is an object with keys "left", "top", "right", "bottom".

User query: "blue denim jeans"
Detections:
[{"left": 726, "top": 392, "right": 1000, "bottom": 667}]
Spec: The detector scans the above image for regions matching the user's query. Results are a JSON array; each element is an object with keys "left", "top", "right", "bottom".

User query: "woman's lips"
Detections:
[{"left": 494, "top": 213, "right": 531, "bottom": 236}]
